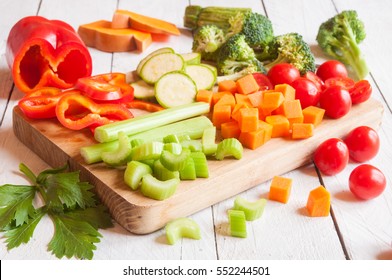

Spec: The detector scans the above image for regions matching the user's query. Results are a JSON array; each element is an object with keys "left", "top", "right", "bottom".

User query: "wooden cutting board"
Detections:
[{"left": 12, "top": 98, "right": 384, "bottom": 234}]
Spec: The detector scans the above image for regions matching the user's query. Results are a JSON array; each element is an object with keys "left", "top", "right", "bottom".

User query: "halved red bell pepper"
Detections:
[
  {"left": 18, "top": 87, "right": 67, "bottom": 119},
  {"left": 6, "top": 16, "right": 92, "bottom": 93},
  {"left": 75, "top": 73, "right": 134, "bottom": 103},
  {"left": 55, "top": 92, "right": 134, "bottom": 130}
]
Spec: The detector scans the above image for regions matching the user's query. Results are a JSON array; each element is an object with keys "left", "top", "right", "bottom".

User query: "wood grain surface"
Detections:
[{"left": 12, "top": 98, "right": 384, "bottom": 234}]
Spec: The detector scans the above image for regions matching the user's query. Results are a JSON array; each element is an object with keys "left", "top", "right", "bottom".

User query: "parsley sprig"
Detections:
[{"left": 0, "top": 163, "right": 113, "bottom": 259}]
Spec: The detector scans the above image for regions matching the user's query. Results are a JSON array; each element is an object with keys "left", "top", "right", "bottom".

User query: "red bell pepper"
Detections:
[
  {"left": 18, "top": 87, "right": 67, "bottom": 119},
  {"left": 6, "top": 16, "right": 92, "bottom": 93},
  {"left": 75, "top": 73, "right": 134, "bottom": 103},
  {"left": 55, "top": 92, "right": 134, "bottom": 130}
]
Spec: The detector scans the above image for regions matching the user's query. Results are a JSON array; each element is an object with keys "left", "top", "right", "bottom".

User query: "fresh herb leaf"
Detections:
[
  {"left": 78, "top": 182, "right": 97, "bottom": 208},
  {"left": 0, "top": 184, "right": 35, "bottom": 229},
  {"left": 64, "top": 205, "right": 113, "bottom": 229}
]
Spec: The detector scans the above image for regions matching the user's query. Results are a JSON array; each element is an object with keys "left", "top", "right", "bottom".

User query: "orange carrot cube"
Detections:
[
  {"left": 232, "top": 103, "right": 249, "bottom": 122},
  {"left": 215, "top": 94, "right": 236, "bottom": 111},
  {"left": 269, "top": 176, "right": 292, "bottom": 203},
  {"left": 247, "top": 91, "right": 264, "bottom": 107},
  {"left": 258, "top": 120, "right": 273, "bottom": 143},
  {"left": 280, "top": 100, "right": 304, "bottom": 126},
  {"left": 265, "top": 115, "right": 290, "bottom": 138},
  {"left": 302, "top": 106, "right": 325, "bottom": 127},
  {"left": 306, "top": 186, "right": 331, "bottom": 217},
  {"left": 221, "top": 121, "right": 241, "bottom": 139},
  {"left": 274, "top": 84, "right": 295, "bottom": 101},
  {"left": 212, "top": 91, "right": 232, "bottom": 106},
  {"left": 261, "top": 91, "right": 285, "bottom": 115},
  {"left": 218, "top": 79, "right": 237, "bottom": 94},
  {"left": 235, "top": 94, "right": 253, "bottom": 107},
  {"left": 292, "top": 123, "right": 314, "bottom": 139},
  {"left": 212, "top": 105, "right": 231, "bottom": 129},
  {"left": 236, "top": 74, "right": 260, "bottom": 95},
  {"left": 239, "top": 129, "right": 265, "bottom": 150},
  {"left": 239, "top": 107, "right": 259, "bottom": 133},
  {"left": 196, "top": 90, "right": 213, "bottom": 108}
]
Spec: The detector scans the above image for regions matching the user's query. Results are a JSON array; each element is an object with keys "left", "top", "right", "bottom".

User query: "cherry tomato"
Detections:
[
  {"left": 349, "top": 80, "right": 372, "bottom": 104},
  {"left": 313, "top": 138, "right": 349, "bottom": 175},
  {"left": 303, "top": 71, "right": 325, "bottom": 92},
  {"left": 291, "top": 77, "right": 321, "bottom": 108},
  {"left": 349, "top": 164, "right": 386, "bottom": 200},
  {"left": 324, "top": 77, "right": 355, "bottom": 91},
  {"left": 319, "top": 85, "right": 352, "bottom": 119},
  {"left": 252, "top": 72, "right": 273, "bottom": 90},
  {"left": 316, "top": 60, "right": 348, "bottom": 82},
  {"left": 344, "top": 126, "right": 380, "bottom": 162},
  {"left": 267, "top": 63, "right": 300, "bottom": 86}
]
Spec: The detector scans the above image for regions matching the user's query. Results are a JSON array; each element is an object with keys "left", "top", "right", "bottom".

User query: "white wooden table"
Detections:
[{"left": 1, "top": 0, "right": 391, "bottom": 260}]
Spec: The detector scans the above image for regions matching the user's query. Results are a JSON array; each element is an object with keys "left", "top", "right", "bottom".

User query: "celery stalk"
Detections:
[
  {"left": 165, "top": 217, "right": 201, "bottom": 245},
  {"left": 202, "top": 126, "right": 217, "bottom": 156},
  {"left": 233, "top": 196, "right": 267, "bottom": 221},
  {"left": 163, "top": 143, "right": 183, "bottom": 155},
  {"left": 94, "top": 102, "right": 210, "bottom": 143},
  {"left": 190, "top": 152, "right": 209, "bottom": 178},
  {"left": 163, "top": 134, "right": 180, "bottom": 144},
  {"left": 160, "top": 149, "right": 191, "bottom": 171},
  {"left": 180, "top": 157, "right": 196, "bottom": 180},
  {"left": 153, "top": 160, "right": 180, "bottom": 181},
  {"left": 124, "top": 161, "right": 152, "bottom": 190},
  {"left": 101, "top": 131, "right": 132, "bottom": 166},
  {"left": 132, "top": 142, "right": 164, "bottom": 161},
  {"left": 81, "top": 116, "right": 212, "bottom": 164},
  {"left": 140, "top": 174, "right": 179, "bottom": 200},
  {"left": 215, "top": 138, "right": 243, "bottom": 160},
  {"left": 228, "top": 210, "right": 247, "bottom": 238},
  {"left": 180, "top": 139, "right": 202, "bottom": 152}
]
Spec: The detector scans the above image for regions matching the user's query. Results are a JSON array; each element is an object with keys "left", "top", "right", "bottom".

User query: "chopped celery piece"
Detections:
[
  {"left": 163, "top": 134, "right": 180, "bottom": 144},
  {"left": 160, "top": 149, "right": 191, "bottom": 171},
  {"left": 202, "top": 126, "right": 218, "bottom": 156},
  {"left": 132, "top": 142, "right": 164, "bottom": 161},
  {"left": 228, "top": 210, "right": 247, "bottom": 238},
  {"left": 165, "top": 217, "right": 201, "bottom": 245},
  {"left": 124, "top": 161, "right": 152, "bottom": 190},
  {"left": 140, "top": 159, "right": 155, "bottom": 169},
  {"left": 180, "top": 157, "right": 196, "bottom": 180},
  {"left": 190, "top": 152, "right": 209, "bottom": 178},
  {"left": 215, "top": 138, "right": 243, "bottom": 160},
  {"left": 94, "top": 102, "right": 210, "bottom": 143},
  {"left": 180, "top": 139, "right": 202, "bottom": 152},
  {"left": 163, "top": 143, "right": 183, "bottom": 155},
  {"left": 81, "top": 116, "right": 212, "bottom": 164},
  {"left": 131, "top": 139, "right": 144, "bottom": 148},
  {"left": 101, "top": 131, "right": 132, "bottom": 166},
  {"left": 140, "top": 174, "right": 179, "bottom": 200},
  {"left": 153, "top": 160, "right": 180, "bottom": 181},
  {"left": 233, "top": 197, "right": 267, "bottom": 221},
  {"left": 177, "top": 134, "right": 191, "bottom": 142}
]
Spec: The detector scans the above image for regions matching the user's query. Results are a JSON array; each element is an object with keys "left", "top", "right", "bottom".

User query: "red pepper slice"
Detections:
[
  {"left": 6, "top": 16, "right": 92, "bottom": 93},
  {"left": 75, "top": 73, "right": 134, "bottom": 103},
  {"left": 18, "top": 87, "right": 66, "bottom": 119},
  {"left": 55, "top": 92, "right": 134, "bottom": 130},
  {"left": 125, "top": 100, "right": 164, "bottom": 112}
]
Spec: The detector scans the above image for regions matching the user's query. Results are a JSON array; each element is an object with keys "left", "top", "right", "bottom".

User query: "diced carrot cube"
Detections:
[
  {"left": 236, "top": 74, "right": 260, "bottom": 95},
  {"left": 239, "top": 129, "right": 265, "bottom": 150},
  {"left": 261, "top": 91, "right": 285, "bottom": 115},
  {"left": 232, "top": 103, "right": 249, "bottom": 122},
  {"left": 258, "top": 120, "right": 273, "bottom": 143},
  {"left": 302, "top": 106, "right": 325, "bottom": 127},
  {"left": 280, "top": 100, "right": 304, "bottom": 126},
  {"left": 218, "top": 79, "right": 237, "bottom": 94},
  {"left": 247, "top": 91, "right": 264, "bottom": 107},
  {"left": 269, "top": 176, "right": 292, "bottom": 203},
  {"left": 196, "top": 90, "right": 213, "bottom": 108},
  {"left": 274, "top": 84, "right": 295, "bottom": 101},
  {"left": 292, "top": 123, "right": 314, "bottom": 139},
  {"left": 212, "top": 91, "right": 232, "bottom": 106},
  {"left": 265, "top": 115, "right": 290, "bottom": 138},
  {"left": 235, "top": 94, "right": 253, "bottom": 107},
  {"left": 215, "top": 94, "right": 236, "bottom": 111},
  {"left": 306, "top": 186, "right": 331, "bottom": 217},
  {"left": 212, "top": 105, "right": 231, "bottom": 129},
  {"left": 239, "top": 107, "right": 259, "bottom": 133},
  {"left": 221, "top": 121, "right": 241, "bottom": 139}
]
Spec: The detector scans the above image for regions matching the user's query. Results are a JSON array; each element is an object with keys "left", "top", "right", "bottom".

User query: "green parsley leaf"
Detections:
[
  {"left": 64, "top": 205, "right": 113, "bottom": 229},
  {"left": 78, "top": 182, "right": 97, "bottom": 208},
  {"left": 0, "top": 184, "right": 35, "bottom": 229},
  {"left": 49, "top": 214, "right": 102, "bottom": 260}
]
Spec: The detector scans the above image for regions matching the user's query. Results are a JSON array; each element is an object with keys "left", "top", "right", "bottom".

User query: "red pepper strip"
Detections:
[
  {"left": 6, "top": 16, "right": 92, "bottom": 93},
  {"left": 55, "top": 92, "right": 134, "bottom": 130},
  {"left": 75, "top": 73, "right": 134, "bottom": 103},
  {"left": 125, "top": 100, "right": 164, "bottom": 112},
  {"left": 18, "top": 87, "right": 66, "bottom": 119}
]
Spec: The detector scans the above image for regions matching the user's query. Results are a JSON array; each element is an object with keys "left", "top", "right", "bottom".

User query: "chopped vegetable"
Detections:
[
  {"left": 212, "top": 104, "right": 231, "bottom": 129},
  {"left": 302, "top": 106, "right": 325, "bottom": 127},
  {"left": 130, "top": 79, "right": 155, "bottom": 101},
  {"left": 215, "top": 138, "right": 243, "bottom": 160},
  {"left": 265, "top": 115, "right": 290, "bottom": 138},
  {"left": 140, "top": 174, "right": 179, "bottom": 200},
  {"left": 221, "top": 121, "right": 241, "bottom": 139},
  {"left": 238, "top": 107, "right": 259, "bottom": 133},
  {"left": 160, "top": 149, "right": 191, "bottom": 171},
  {"left": 261, "top": 91, "right": 285, "bottom": 115},
  {"left": 233, "top": 196, "right": 267, "bottom": 221},
  {"left": 192, "top": 24, "right": 226, "bottom": 62},
  {"left": 124, "top": 161, "right": 153, "bottom": 190},
  {"left": 125, "top": 100, "right": 164, "bottom": 112},
  {"left": 180, "top": 52, "right": 202, "bottom": 65},
  {"left": 228, "top": 209, "right": 247, "bottom": 238},
  {"left": 268, "top": 176, "right": 292, "bottom": 204},
  {"left": 202, "top": 126, "right": 218, "bottom": 156},
  {"left": 214, "top": 94, "right": 236, "bottom": 110},
  {"left": 236, "top": 74, "right": 260, "bottom": 95},
  {"left": 165, "top": 217, "right": 201, "bottom": 245},
  {"left": 190, "top": 152, "right": 209, "bottom": 178},
  {"left": 274, "top": 84, "right": 295, "bottom": 101},
  {"left": 132, "top": 141, "right": 164, "bottom": 161},
  {"left": 179, "top": 157, "right": 197, "bottom": 180},
  {"left": 185, "top": 64, "right": 217, "bottom": 90},
  {"left": 291, "top": 123, "right": 314, "bottom": 139},
  {"left": 306, "top": 186, "right": 331, "bottom": 217},
  {"left": 278, "top": 100, "right": 304, "bottom": 126},
  {"left": 153, "top": 160, "right": 180, "bottom": 181},
  {"left": 239, "top": 123, "right": 266, "bottom": 150},
  {"left": 94, "top": 102, "right": 210, "bottom": 143},
  {"left": 196, "top": 89, "right": 213, "bottom": 108},
  {"left": 101, "top": 131, "right": 133, "bottom": 166},
  {"left": 218, "top": 79, "right": 238, "bottom": 94},
  {"left": 163, "top": 142, "right": 183, "bottom": 155},
  {"left": 136, "top": 47, "right": 175, "bottom": 75}
]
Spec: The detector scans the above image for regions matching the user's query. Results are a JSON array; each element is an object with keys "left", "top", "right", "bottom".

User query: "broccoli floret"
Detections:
[
  {"left": 227, "top": 11, "right": 274, "bottom": 49},
  {"left": 316, "top": 10, "right": 368, "bottom": 80},
  {"left": 261, "top": 33, "right": 316, "bottom": 75},
  {"left": 217, "top": 34, "right": 265, "bottom": 75},
  {"left": 192, "top": 25, "right": 226, "bottom": 62}
]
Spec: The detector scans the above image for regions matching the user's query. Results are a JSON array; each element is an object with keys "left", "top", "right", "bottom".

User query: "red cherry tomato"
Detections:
[
  {"left": 267, "top": 63, "right": 300, "bottom": 86},
  {"left": 344, "top": 126, "right": 380, "bottom": 162},
  {"left": 313, "top": 138, "right": 349, "bottom": 175},
  {"left": 303, "top": 71, "right": 325, "bottom": 92},
  {"left": 316, "top": 60, "right": 348, "bottom": 82},
  {"left": 252, "top": 72, "right": 273, "bottom": 90},
  {"left": 349, "top": 80, "right": 372, "bottom": 104},
  {"left": 349, "top": 164, "right": 386, "bottom": 200},
  {"left": 324, "top": 77, "right": 355, "bottom": 91},
  {"left": 319, "top": 85, "right": 352, "bottom": 119},
  {"left": 291, "top": 78, "right": 321, "bottom": 108}
]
